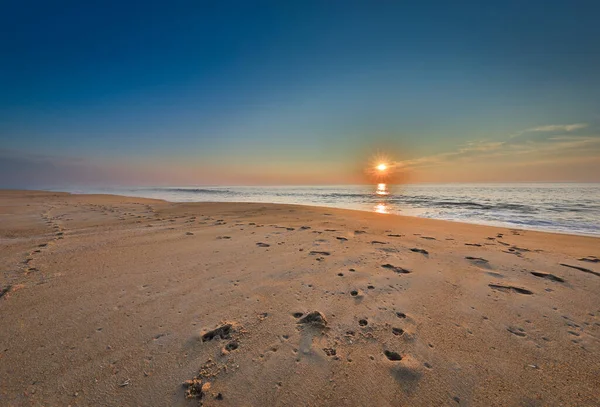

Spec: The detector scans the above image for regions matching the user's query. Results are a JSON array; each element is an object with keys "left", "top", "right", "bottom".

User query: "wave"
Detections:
[
  {"left": 146, "top": 188, "right": 591, "bottom": 217},
  {"left": 387, "top": 198, "right": 538, "bottom": 213},
  {"left": 62, "top": 184, "right": 600, "bottom": 236},
  {"left": 149, "top": 189, "right": 541, "bottom": 214},
  {"left": 148, "top": 187, "right": 236, "bottom": 195}
]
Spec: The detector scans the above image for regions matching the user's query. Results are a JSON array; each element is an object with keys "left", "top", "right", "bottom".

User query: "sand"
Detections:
[{"left": 1, "top": 190, "right": 599, "bottom": 406}]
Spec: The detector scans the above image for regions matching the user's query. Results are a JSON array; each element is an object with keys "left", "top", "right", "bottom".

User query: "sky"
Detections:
[{"left": 2, "top": 0, "right": 600, "bottom": 187}]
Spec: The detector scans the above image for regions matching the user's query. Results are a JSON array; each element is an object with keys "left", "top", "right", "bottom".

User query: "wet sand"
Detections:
[{"left": 1, "top": 190, "right": 599, "bottom": 406}]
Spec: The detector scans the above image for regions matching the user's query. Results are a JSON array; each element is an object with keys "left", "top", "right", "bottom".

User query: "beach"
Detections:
[{"left": 1, "top": 190, "right": 599, "bottom": 406}]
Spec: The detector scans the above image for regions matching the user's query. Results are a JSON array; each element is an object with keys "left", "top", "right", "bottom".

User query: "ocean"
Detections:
[{"left": 60, "top": 183, "right": 600, "bottom": 237}]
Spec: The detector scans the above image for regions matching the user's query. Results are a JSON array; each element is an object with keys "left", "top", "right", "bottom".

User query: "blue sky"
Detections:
[{"left": 2, "top": 1, "right": 599, "bottom": 186}]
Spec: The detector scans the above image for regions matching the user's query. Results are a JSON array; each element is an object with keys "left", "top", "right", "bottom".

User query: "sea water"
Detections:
[{"left": 60, "top": 183, "right": 600, "bottom": 236}]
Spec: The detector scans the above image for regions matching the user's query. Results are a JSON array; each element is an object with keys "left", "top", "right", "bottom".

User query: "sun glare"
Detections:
[{"left": 377, "top": 163, "right": 387, "bottom": 171}]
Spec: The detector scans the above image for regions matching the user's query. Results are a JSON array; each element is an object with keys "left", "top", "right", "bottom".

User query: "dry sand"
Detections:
[{"left": 1, "top": 190, "right": 599, "bottom": 406}]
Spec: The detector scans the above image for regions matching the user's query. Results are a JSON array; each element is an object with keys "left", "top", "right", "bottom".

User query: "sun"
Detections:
[{"left": 365, "top": 153, "right": 395, "bottom": 181}]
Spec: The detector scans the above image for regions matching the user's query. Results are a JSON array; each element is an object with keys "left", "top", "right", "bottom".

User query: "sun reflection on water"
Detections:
[
  {"left": 374, "top": 202, "right": 389, "bottom": 214},
  {"left": 376, "top": 183, "right": 389, "bottom": 196},
  {"left": 373, "top": 183, "right": 392, "bottom": 214}
]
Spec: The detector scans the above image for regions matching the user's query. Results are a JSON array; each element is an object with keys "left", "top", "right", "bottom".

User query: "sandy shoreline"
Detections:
[{"left": 1, "top": 190, "right": 599, "bottom": 406}]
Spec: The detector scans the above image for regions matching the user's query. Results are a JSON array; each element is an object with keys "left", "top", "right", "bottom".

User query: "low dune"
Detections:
[{"left": 1, "top": 190, "right": 599, "bottom": 406}]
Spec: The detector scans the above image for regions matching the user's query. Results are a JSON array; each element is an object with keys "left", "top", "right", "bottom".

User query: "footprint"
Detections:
[
  {"left": 310, "top": 251, "right": 331, "bottom": 256},
  {"left": 384, "top": 350, "right": 402, "bottom": 361},
  {"left": 387, "top": 234, "right": 403, "bottom": 237},
  {"left": 224, "top": 341, "right": 239, "bottom": 351},
  {"left": 371, "top": 240, "right": 387, "bottom": 245},
  {"left": 0, "top": 285, "right": 11, "bottom": 299},
  {"left": 381, "top": 264, "right": 411, "bottom": 274},
  {"left": 256, "top": 242, "right": 270, "bottom": 248},
  {"left": 350, "top": 290, "right": 363, "bottom": 297},
  {"left": 465, "top": 243, "right": 482, "bottom": 247},
  {"left": 336, "top": 237, "right": 348, "bottom": 242},
  {"left": 489, "top": 284, "right": 533, "bottom": 295},
  {"left": 560, "top": 263, "right": 600, "bottom": 277},
  {"left": 466, "top": 256, "right": 488, "bottom": 263},
  {"left": 354, "top": 230, "right": 366, "bottom": 235},
  {"left": 392, "top": 327, "right": 404, "bottom": 336},
  {"left": 530, "top": 271, "right": 565, "bottom": 283},
  {"left": 507, "top": 326, "right": 526, "bottom": 337},
  {"left": 410, "top": 248, "right": 428, "bottom": 255},
  {"left": 201, "top": 324, "right": 233, "bottom": 342},
  {"left": 578, "top": 256, "right": 599, "bottom": 263},
  {"left": 420, "top": 236, "right": 436, "bottom": 240},
  {"left": 297, "top": 311, "right": 328, "bottom": 327},
  {"left": 466, "top": 256, "right": 490, "bottom": 268}
]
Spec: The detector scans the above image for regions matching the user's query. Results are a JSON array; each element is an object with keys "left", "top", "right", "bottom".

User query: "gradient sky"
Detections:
[{"left": 2, "top": 1, "right": 600, "bottom": 187}]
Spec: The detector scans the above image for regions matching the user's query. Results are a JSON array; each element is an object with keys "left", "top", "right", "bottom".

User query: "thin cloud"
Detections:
[
  {"left": 510, "top": 123, "right": 588, "bottom": 138},
  {"left": 401, "top": 140, "right": 506, "bottom": 169},
  {"left": 531, "top": 123, "right": 588, "bottom": 132},
  {"left": 400, "top": 131, "right": 600, "bottom": 171}
]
